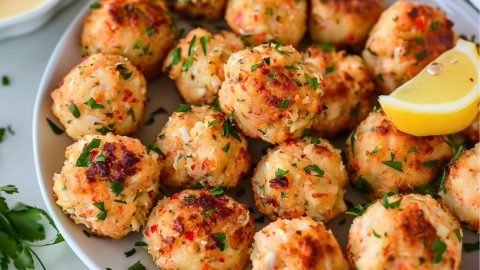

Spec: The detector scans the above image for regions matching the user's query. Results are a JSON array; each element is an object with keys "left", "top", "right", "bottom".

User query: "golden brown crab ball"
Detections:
[
  {"left": 252, "top": 137, "right": 348, "bottom": 221},
  {"left": 251, "top": 217, "right": 349, "bottom": 270},
  {"left": 440, "top": 143, "right": 480, "bottom": 233},
  {"left": 362, "top": 1, "right": 455, "bottom": 94},
  {"left": 143, "top": 189, "right": 254, "bottom": 270},
  {"left": 345, "top": 110, "right": 453, "bottom": 198},
  {"left": 51, "top": 54, "right": 146, "bottom": 140},
  {"left": 155, "top": 105, "right": 250, "bottom": 188},
  {"left": 163, "top": 28, "right": 243, "bottom": 104},
  {"left": 81, "top": 0, "right": 175, "bottom": 78},
  {"left": 219, "top": 43, "right": 324, "bottom": 144},
  {"left": 463, "top": 114, "right": 479, "bottom": 143},
  {"left": 52, "top": 133, "right": 162, "bottom": 239},
  {"left": 347, "top": 194, "right": 463, "bottom": 270},
  {"left": 309, "top": 0, "right": 384, "bottom": 47},
  {"left": 166, "top": 0, "right": 227, "bottom": 20},
  {"left": 303, "top": 46, "right": 375, "bottom": 137},
  {"left": 225, "top": 0, "right": 307, "bottom": 46}
]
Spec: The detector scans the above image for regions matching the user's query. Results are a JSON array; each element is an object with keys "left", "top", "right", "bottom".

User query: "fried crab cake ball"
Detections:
[
  {"left": 143, "top": 189, "right": 254, "bottom": 270},
  {"left": 155, "top": 105, "right": 250, "bottom": 188},
  {"left": 363, "top": 1, "right": 455, "bottom": 94},
  {"left": 251, "top": 217, "right": 348, "bottom": 270},
  {"left": 440, "top": 143, "right": 480, "bottom": 233},
  {"left": 219, "top": 43, "right": 324, "bottom": 144},
  {"left": 346, "top": 110, "right": 453, "bottom": 198},
  {"left": 309, "top": 0, "right": 384, "bottom": 47},
  {"left": 52, "top": 133, "right": 162, "bottom": 239},
  {"left": 252, "top": 137, "right": 348, "bottom": 221},
  {"left": 51, "top": 54, "right": 146, "bottom": 140},
  {"left": 225, "top": 0, "right": 307, "bottom": 46},
  {"left": 167, "top": 0, "right": 227, "bottom": 20},
  {"left": 347, "top": 194, "right": 463, "bottom": 270},
  {"left": 163, "top": 28, "right": 243, "bottom": 104},
  {"left": 303, "top": 46, "right": 375, "bottom": 136},
  {"left": 81, "top": 0, "right": 175, "bottom": 78}
]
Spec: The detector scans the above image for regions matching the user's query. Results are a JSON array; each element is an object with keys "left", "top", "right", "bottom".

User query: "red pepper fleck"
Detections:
[
  {"left": 190, "top": 164, "right": 196, "bottom": 171},
  {"left": 348, "top": 34, "right": 355, "bottom": 42},
  {"left": 185, "top": 231, "right": 194, "bottom": 241},
  {"left": 415, "top": 17, "right": 425, "bottom": 29},
  {"left": 89, "top": 149, "right": 99, "bottom": 162},
  {"left": 150, "top": 224, "right": 158, "bottom": 234},
  {"left": 123, "top": 90, "right": 133, "bottom": 102},
  {"left": 170, "top": 193, "right": 180, "bottom": 200},
  {"left": 219, "top": 258, "right": 224, "bottom": 263},
  {"left": 201, "top": 160, "right": 210, "bottom": 170},
  {"left": 144, "top": 229, "right": 150, "bottom": 237}
]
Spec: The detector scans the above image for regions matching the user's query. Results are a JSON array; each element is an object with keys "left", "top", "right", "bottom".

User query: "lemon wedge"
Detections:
[{"left": 379, "top": 39, "right": 480, "bottom": 136}]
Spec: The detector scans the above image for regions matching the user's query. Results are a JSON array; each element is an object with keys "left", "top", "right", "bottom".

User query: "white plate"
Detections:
[{"left": 33, "top": 1, "right": 480, "bottom": 269}]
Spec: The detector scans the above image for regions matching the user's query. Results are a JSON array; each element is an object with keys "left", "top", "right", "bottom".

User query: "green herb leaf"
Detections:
[
  {"left": 93, "top": 202, "right": 107, "bottom": 220},
  {"left": 124, "top": 248, "right": 136, "bottom": 257},
  {"left": 212, "top": 96, "right": 221, "bottom": 112},
  {"left": 82, "top": 229, "right": 91, "bottom": 237},
  {"left": 181, "top": 58, "right": 193, "bottom": 72},
  {"left": 222, "top": 142, "right": 230, "bottom": 153},
  {"left": 275, "top": 168, "right": 289, "bottom": 178},
  {"left": 213, "top": 233, "right": 227, "bottom": 251},
  {"left": 133, "top": 190, "right": 142, "bottom": 201},
  {"left": 265, "top": 7, "right": 273, "bottom": 15},
  {"left": 310, "top": 137, "right": 320, "bottom": 144},
  {"left": 147, "top": 144, "right": 162, "bottom": 156},
  {"left": 201, "top": 208, "right": 215, "bottom": 217},
  {"left": 84, "top": 97, "right": 105, "bottom": 109},
  {"left": 200, "top": 35, "right": 209, "bottom": 56},
  {"left": 415, "top": 50, "right": 428, "bottom": 60},
  {"left": 303, "top": 164, "right": 324, "bottom": 177},
  {"left": 46, "top": 118, "right": 64, "bottom": 135},
  {"left": 208, "top": 119, "right": 220, "bottom": 127},
  {"left": 108, "top": 182, "right": 124, "bottom": 196},
  {"left": 422, "top": 160, "right": 439, "bottom": 168},
  {"left": 92, "top": 151, "right": 105, "bottom": 163},
  {"left": 222, "top": 112, "right": 241, "bottom": 141},
  {"left": 134, "top": 241, "right": 147, "bottom": 247},
  {"left": 145, "top": 107, "right": 168, "bottom": 125},
  {"left": 367, "top": 47, "right": 377, "bottom": 56},
  {"left": 369, "top": 146, "right": 380, "bottom": 155},
  {"left": 90, "top": 2, "right": 101, "bottom": 9},
  {"left": 128, "top": 108, "right": 136, "bottom": 122},
  {"left": 431, "top": 237, "right": 446, "bottom": 263},
  {"left": 277, "top": 98, "right": 291, "bottom": 109},
  {"left": 267, "top": 71, "right": 276, "bottom": 81},
  {"left": 372, "top": 230, "right": 381, "bottom": 238},
  {"left": 453, "top": 228, "right": 462, "bottom": 242},
  {"left": 176, "top": 104, "right": 192, "bottom": 113},
  {"left": 146, "top": 27, "right": 154, "bottom": 37},
  {"left": 164, "top": 47, "right": 181, "bottom": 72},
  {"left": 353, "top": 176, "right": 373, "bottom": 193},
  {"left": 76, "top": 139, "right": 101, "bottom": 167},
  {"left": 95, "top": 123, "right": 114, "bottom": 135},
  {"left": 346, "top": 201, "right": 375, "bottom": 216},
  {"left": 128, "top": 260, "right": 146, "bottom": 270},
  {"left": 430, "top": 21, "right": 440, "bottom": 30},
  {"left": 463, "top": 241, "right": 480, "bottom": 252},
  {"left": 382, "top": 154, "right": 403, "bottom": 172},
  {"left": 114, "top": 199, "right": 126, "bottom": 204},
  {"left": 325, "top": 65, "right": 335, "bottom": 74},
  {"left": 293, "top": 78, "right": 302, "bottom": 86},
  {"left": 0, "top": 185, "right": 18, "bottom": 194},
  {"left": 116, "top": 64, "right": 133, "bottom": 80},
  {"left": 381, "top": 194, "right": 402, "bottom": 209},
  {"left": 68, "top": 104, "right": 81, "bottom": 118},
  {"left": 210, "top": 186, "right": 224, "bottom": 196},
  {"left": 304, "top": 73, "right": 319, "bottom": 90},
  {"left": 133, "top": 40, "right": 142, "bottom": 49},
  {"left": 188, "top": 35, "right": 197, "bottom": 56},
  {"left": 314, "top": 43, "right": 336, "bottom": 51}
]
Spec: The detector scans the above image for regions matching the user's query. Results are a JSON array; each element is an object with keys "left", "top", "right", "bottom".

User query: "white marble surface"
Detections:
[{"left": 0, "top": 0, "right": 88, "bottom": 269}]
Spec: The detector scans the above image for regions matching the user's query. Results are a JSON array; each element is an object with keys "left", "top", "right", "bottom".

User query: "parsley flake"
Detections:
[
  {"left": 93, "top": 202, "right": 108, "bottom": 220},
  {"left": 200, "top": 35, "right": 209, "bottom": 56},
  {"left": 303, "top": 164, "right": 324, "bottom": 177},
  {"left": 176, "top": 104, "right": 192, "bottom": 113},
  {"left": 222, "top": 142, "right": 230, "bottom": 153},
  {"left": 213, "top": 233, "right": 227, "bottom": 251},
  {"left": 431, "top": 237, "right": 446, "bottom": 263},
  {"left": 68, "top": 104, "right": 80, "bottom": 118},
  {"left": 188, "top": 35, "right": 197, "bottom": 56},
  {"left": 46, "top": 118, "right": 64, "bottom": 135},
  {"left": 277, "top": 98, "right": 291, "bottom": 108},
  {"left": 304, "top": 73, "right": 319, "bottom": 90},
  {"left": 76, "top": 139, "right": 101, "bottom": 167},
  {"left": 84, "top": 97, "right": 105, "bottom": 109},
  {"left": 108, "top": 182, "right": 124, "bottom": 196}
]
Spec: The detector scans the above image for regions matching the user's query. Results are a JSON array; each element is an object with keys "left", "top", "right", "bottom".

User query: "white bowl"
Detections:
[
  {"left": 0, "top": 0, "right": 73, "bottom": 42},
  {"left": 33, "top": 1, "right": 480, "bottom": 269}
]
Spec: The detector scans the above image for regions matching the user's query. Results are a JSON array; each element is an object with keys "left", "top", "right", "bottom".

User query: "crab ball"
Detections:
[
  {"left": 81, "top": 0, "right": 175, "bottom": 78},
  {"left": 143, "top": 189, "right": 254, "bottom": 270},
  {"left": 363, "top": 1, "right": 455, "bottom": 94},
  {"left": 163, "top": 28, "right": 243, "bottom": 104},
  {"left": 219, "top": 43, "right": 324, "bottom": 144},
  {"left": 167, "top": 0, "right": 226, "bottom": 20},
  {"left": 51, "top": 54, "right": 146, "bottom": 140},
  {"left": 347, "top": 194, "right": 463, "bottom": 269},
  {"left": 303, "top": 46, "right": 375, "bottom": 136},
  {"left": 225, "top": 0, "right": 307, "bottom": 46},
  {"left": 252, "top": 137, "right": 348, "bottom": 221},
  {"left": 155, "top": 105, "right": 250, "bottom": 188},
  {"left": 52, "top": 133, "right": 162, "bottom": 239},
  {"left": 251, "top": 217, "right": 349, "bottom": 270},
  {"left": 345, "top": 110, "right": 453, "bottom": 198},
  {"left": 309, "top": 0, "right": 384, "bottom": 47},
  {"left": 440, "top": 143, "right": 480, "bottom": 233}
]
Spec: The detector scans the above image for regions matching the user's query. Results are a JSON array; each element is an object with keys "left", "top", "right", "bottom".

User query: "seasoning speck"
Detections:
[{"left": 2, "top": 75, "right": 10, "bottom": 86}]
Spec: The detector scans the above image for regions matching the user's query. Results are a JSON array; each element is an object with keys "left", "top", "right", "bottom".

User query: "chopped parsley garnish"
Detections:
[
  {"left": 302, "top": 129, "right": 311, "bottom": 137},
  {"left": 382, "top": 154, "right": 403, "bottom": 172},
  {"left": 267, "top": 71, "right": 276, "bottom": 81},
  {"left": 84, "top": 97, "right": 105, "bottom": 109},
  {"left": 128, "top": 260, "right": 146, "bottom": 270},
  {"left": 134, "top": 241, "right": 148, "bottom": 247},
  {"left": 311, "top": 137, "right": 320, "bottom": 144},
  {"left": 145, "top": 106, "right": 168, "bottom": 125},
  {"left": 213, "top": 233, "right": 227, "bottom": 251},
  {"left": 143, "top": 44, "right": 150, "bottom": 54},
  {"left": 208, "top": 119, "right": 220, "bottom": 127},
  {"left": 367, "top": 47, "right": 378, "bottom": 56},
  {"left": 265, "top": 7, "right": 273, "bottom": 15},
  {"left": 108, "top": 182, "right": 124, "bottom": 196},
  {"left": 277, "top": 98, "right": 291, "bottom": 109},
  {"left": 325, "top": 65, "right": 335, "bottom": 74},
  {"left": 46, "top": 118, "right": 64, "bottom": 135},
  {"left": 76, "top": 138, "right": 101, "bottom": 167},
  {"left": 188, "top": 35, "right": 197, "bottom": 57},
  {"left": 415, "top": 50, "right": 428, "bottom": 60},
  {"left": 147, "top": 144, "right": 162, "bottom": 156},
  {"left": 200, "top": 35, "right": 209, "bottom": 55},
  {"left": 431, "top": 237, "right": 446, "bottom": 263},
  {"left": 273, "top": 42, "right": 292, "bottom": 55},
  {"left": 430, "top": 21, "right": 440, "bottom": 30},
  {"left": 2, "top": 75, "right": 10, "bottom": 86},
  {"left": 275, "top": 168, "right": 289, "bottom": 178},
  {"left": 372, "top": 230, "right": 382, "bottom": 238},
  {"left": 146, "top": 27, "right": 154, "bottom": 37},
  {"left": 346, "top": 201, "right": 375, "bottom": 216},
  {"left": 201, "top": 208, "right": 215, "bottom": 217},
  {"left": 284, "top": 65, "right": 301, "bottom": 70},
  {"left": 222, "top": 112, "right": 241, "bottom": 141},
  {"left": 449, "top": 144, "right": 464, "bottom": 165},
  {"left": 181, "top": 58, "right": 192, "bottom": 72},
  {"left": 293, "top": 78, "right": 302, "bottom": 86},
  {"left": 164, "top": 47, "right": 181, "bottom": 72},
  {"left": 93, "top": 202, "right": 108, "bottom": 220},
  {"left": 381, "top": 194, "right": 402, "bottom": 209},
  {"left": 133, "top": 40, "right": 142, "bottom": 49},
  {"left": 222, "top": 142, "right": 230, "bottom": 153},
  {"left": 89, "top": 2, "right": 101, "bottom": 9},
  {"left": 125, "top": 248, "right": 136, "bottom": 257},
  {"left": 353, "top": 176, "right": 373, "bottom": 193},
  {"left": 251, "top": 57, "right": 270, "bottom": 71},
  {"left": 0, "top": 125, "right": 14, "bottom": 143},
  {"left": 453, "top": 228, "right": 462, "bottom": 242},
  {"left": 408, "top": 146, "right": 419, "bottom": 153},
  {"left": 114, "top": 199, "right": 127, "bottom": 204},
  {"left": 463, "top": 241, "right": 480, "bottom": 252},
  {"left": 82, "top": 229, "right": 91, "bottom": 237},
  {"left": 128, "top": 108, "right": 136, "bottom": 122},
  {"left": 68, "top": 104, "right": 80, "bottom": 118},
  {"left": 369, "top": 146, "right": 380, "bottom": 155},
  {"left": 304, "top": 73, "right": 319, "bottom": 90},
  {"left": 183, "top": 194, "right": 196, "bottom": 203},
  {"left": 210, "top": 186, "right": 224, "bottom": 196},
  {"left": 95, "top": 123, "right": 114, "bottom": 134},
  {"left": 303, "top": 164, "right": 324, "bottom": 177},
  {"left": 212, "top": 96, "right": 221, "bottom": 111},
  {"left": 133, "top": 190, "right": 142, "bottom": 201},
  {"left": 422, "top": 160, "right": 439, "bottom": 168},
  {"left": 176, "top": 104, "right": 192, "bottom": 113},
  {"left": 314, "top": 43, "right": 336, "bottom": 51}
]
